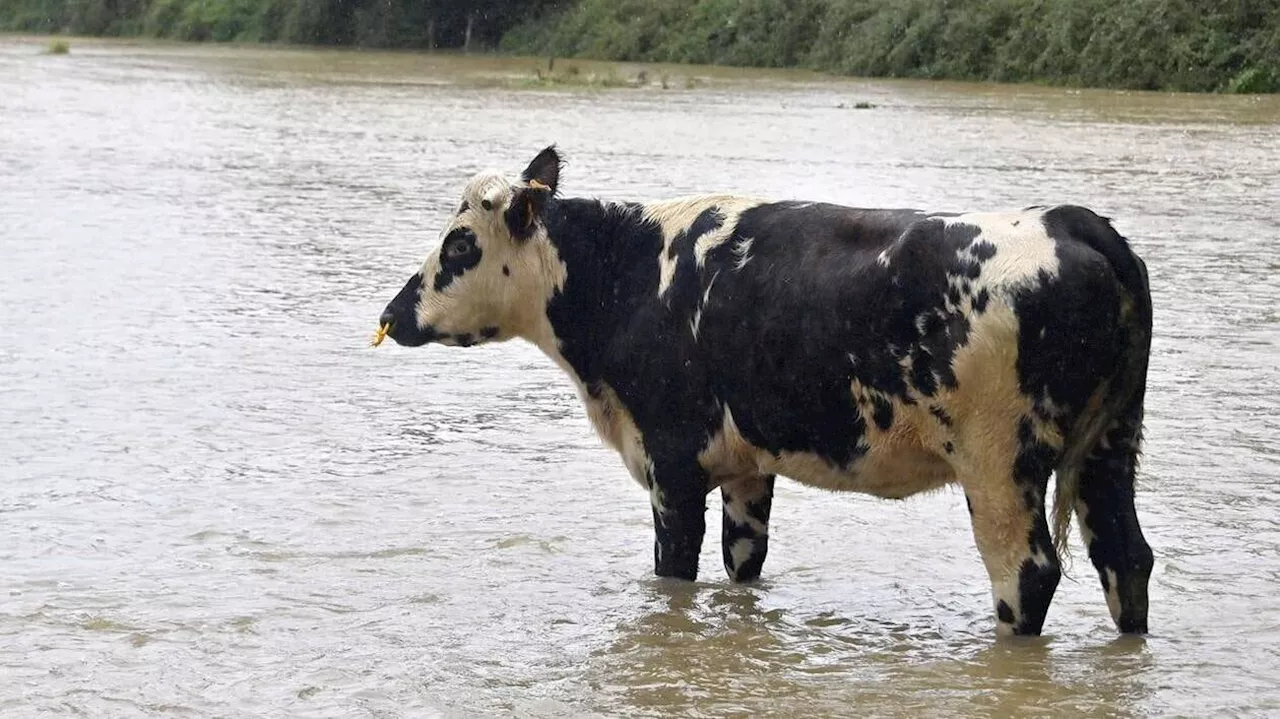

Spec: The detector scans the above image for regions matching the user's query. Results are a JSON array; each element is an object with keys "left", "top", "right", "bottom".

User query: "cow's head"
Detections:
[{"left": 375, "top": 146, "right": 564, "bottom": 349}]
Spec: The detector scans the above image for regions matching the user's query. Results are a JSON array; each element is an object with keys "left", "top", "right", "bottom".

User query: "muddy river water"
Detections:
[{"left": 1, "top": 36, "right": 1278, "bottom": 717}]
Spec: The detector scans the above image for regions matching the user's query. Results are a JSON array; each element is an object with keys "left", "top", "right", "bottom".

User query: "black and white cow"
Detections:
[{"left": 376, "top": 146, "right": 1155, "bottom": 637}]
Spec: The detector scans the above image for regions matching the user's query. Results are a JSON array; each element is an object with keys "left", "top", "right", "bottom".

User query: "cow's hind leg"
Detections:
[
  {"left": 649, "top": 458, "right": 708, "bottom": 581},
  {"left": 961, "top": 424, "right": 1062, "bottom": 636},
  {"left": 1074, "top": 410, "right": 1154, "bottom": 634},
  {"left": 720, "top": 474, "right": 774, "bottom": 582}
]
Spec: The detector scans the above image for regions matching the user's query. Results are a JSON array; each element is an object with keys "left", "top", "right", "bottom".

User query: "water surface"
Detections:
[{"left": 1, "top": 37, "right": 1278, "bottom": 717}]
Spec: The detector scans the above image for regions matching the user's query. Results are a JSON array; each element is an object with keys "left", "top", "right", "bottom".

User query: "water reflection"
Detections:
[{"left": 593, "top": 578, "right": 1158, "bottom": 716}]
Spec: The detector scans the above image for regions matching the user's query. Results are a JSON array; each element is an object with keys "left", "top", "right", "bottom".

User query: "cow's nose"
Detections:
[{"left": 379, "top": 309, "right": 396, "bottom": 328}]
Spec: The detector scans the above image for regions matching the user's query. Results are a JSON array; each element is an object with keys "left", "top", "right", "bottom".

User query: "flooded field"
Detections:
[{"left": 1, "top": 36, "right": 1278, "bottom": 717}]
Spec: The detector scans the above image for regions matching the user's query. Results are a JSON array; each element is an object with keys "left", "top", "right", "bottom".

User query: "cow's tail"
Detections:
[{"left": 1048, "top": 206, "right": 1153, "bottom": 563}]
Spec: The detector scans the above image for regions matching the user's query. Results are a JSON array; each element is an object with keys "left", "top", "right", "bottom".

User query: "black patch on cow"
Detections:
[
  {"left": 1023, "top": 487, "right": 1038, "bottom": 513},
  {"left": 997, "top": 600, "right": 1015, "bottom": 624},
  {"left": 970, "top": 240, "right": 997, "bottom": 261},
  {"left": 910, "top": 348, "right": 939, "bottom": 396},
  {"left": 433, "top": 228, "right": 481, "bottom": 292},
  {"left": 381, "top": 273, "right": 439, "bottom": 347},
  {"left": 1014, "top": 418, "right": 1058, "bottom": 485},
  {"left": 481, "top": 326, "right": 499, "bottom": 339},
  {"left": 650, "top": 457, "right": 710, "bottom": 580},
  {"left": 458, "top": 201, "right": 469, "bottom": 215},
  {"left": 542, "top": 199, "right": 726, "bottom": 460},
  {"left": 1018, "top": 205, "right": 1151, "bottom": 435},
  {"left": 919, "top": 310, "right": 946, "bottom": 337},
  {"left": 1014, "top": 554, "right": 1061, "bottom": 635},
  {"left": 502, "top": 265, "right": 510, "bottom": 276},
  {"left": 944, "top": 441, "right": 955, "bottom": 454},
  {"left": 1028, "top": 511, "right": 1051, "bottom": 553},
  {"left": 1010, "top": 233, "right": 1124, "bottom": 422},
  {"left": 972, "top": 288, "right": 990, "bottom": 313},
  {"left": 947, "top": 285, "right": 961, "bottom": 306},
  {"left": 455, "top": 333, "right": 474, "bottom": 347},
  {"left": 929, "top": 405, "right": 953, "bottom": 426},
  {"left": 871, "top": 395, "right": 894, "bottom": 431},
  {"left": 1077, "top": 414, "right": 1154, "bottom": 634},
  {"left": 662, "top": 207, "right": 724, "bottom": 312}
]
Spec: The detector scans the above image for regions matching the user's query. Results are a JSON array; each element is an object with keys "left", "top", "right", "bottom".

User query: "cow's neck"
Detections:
[{"left": 527, "top": 197, "right": 650, "bottom": 388}]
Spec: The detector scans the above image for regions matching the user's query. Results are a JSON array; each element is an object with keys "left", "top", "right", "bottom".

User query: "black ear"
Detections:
[
  {"left": 505, "top": 184, "right": 550, "bottom": 241},
  {"left": 520, "top": 145, "right": 561, "bottom": 196},
  {"left": 506, "top": 146, "right": 561, "bottom": 241}
]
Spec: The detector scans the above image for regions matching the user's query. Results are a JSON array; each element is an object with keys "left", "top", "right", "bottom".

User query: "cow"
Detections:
[{"left": 374, "top": 146, "right": 1155, "bottom": 637}]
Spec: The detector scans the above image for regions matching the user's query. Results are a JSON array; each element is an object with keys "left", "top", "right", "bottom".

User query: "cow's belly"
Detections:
[
  {"left": 762, "top": 446, "right": 955, "bottom": 498},
  {"left": 698, "top": 405, "right": 957, "bottom": 499}
]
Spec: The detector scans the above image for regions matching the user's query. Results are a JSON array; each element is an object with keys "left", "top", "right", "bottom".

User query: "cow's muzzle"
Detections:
[{"left": 376, "top": 273, "right": 439, "bottom": 347}]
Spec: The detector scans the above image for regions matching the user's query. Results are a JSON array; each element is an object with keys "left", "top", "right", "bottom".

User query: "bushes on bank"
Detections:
[
  {"left": 4, "top": 0, "right": 1277, "bottom": 93},
  {"left": 503, "top": 0, "right": 1280, "bottom": 93}
]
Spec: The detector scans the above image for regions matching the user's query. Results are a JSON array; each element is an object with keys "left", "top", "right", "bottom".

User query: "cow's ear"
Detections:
[
  {"left": 520, "top": 145, "right": 561, "bottom": 196},
  {"left": 506, "top": 146, "right": 560, "bottom": 241}
]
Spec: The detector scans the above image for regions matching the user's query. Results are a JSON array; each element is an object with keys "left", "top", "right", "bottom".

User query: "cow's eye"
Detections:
[
  {"left": 481, "top": 199, "right": 493, "bottom": 211},
  {"left": 443, "top": 237, "right": 471, "bottom": 259}
]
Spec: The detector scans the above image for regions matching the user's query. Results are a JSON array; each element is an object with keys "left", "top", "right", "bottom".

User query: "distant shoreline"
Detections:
[{"left": 5, "top": 0, "right": 1278, "bottom": 95}]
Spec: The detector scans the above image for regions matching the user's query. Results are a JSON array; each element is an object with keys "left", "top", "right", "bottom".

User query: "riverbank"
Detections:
[
  {"left": 5, "top": 0, "right": 1278, "bottom": 94},
  {"left": 502, "top": 0, "right": 1280, "bottom": 94}
]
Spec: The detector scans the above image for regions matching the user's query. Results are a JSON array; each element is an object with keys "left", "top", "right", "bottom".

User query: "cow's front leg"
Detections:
[
  {"left": 721, "top": 474, "right": 775, "bottom": 582},
  {"left": 649, "top": 458, "right": 709, "bottom": 581}
]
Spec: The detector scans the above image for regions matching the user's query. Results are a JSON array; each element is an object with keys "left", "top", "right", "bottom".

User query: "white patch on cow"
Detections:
[
  {"left": 648, "top": 467, "right": 665, "bottom": 516},
  {"left": 729, "top": 538, "right": 755, "bottom": 571},
  {"left": 992, "top": 578, "right": 1022, "bottom": 635},
  {"left": 690, "top": 271, "right": 720, "bottom": 340},
  {"left": 642, "top": 195, "right": 763, "bottom": 298},
  {"left": 693, "top": 210, "right": 750, "bottom": 268},
  {"left": 732, "top": 236, "right": 754, "bottom": 271},
  {"left": 697, "top": 407, "right": 759, "bottom": 482},
  {"left": 1075, "top": 500, "right": 1095, "bottom": 552},
  {"left": 876, "top": 248, "right": 892, "bottom": 267},
  {"left": 1104, "top": 567, "right": 1122, "bottom": 623},
  {"left": 944, "top": 210, "right": 1061, "bottom": 289},
  {"left": 1030, "top": 545, "right": 1052, "bottom": 569},
  {"left": 722, "top": 484, "right": 767, "bottom": 534}
]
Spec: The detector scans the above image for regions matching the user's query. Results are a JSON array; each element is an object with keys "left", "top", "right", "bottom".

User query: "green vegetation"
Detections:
[
  {"left": 503, "top": 0, "right": 1280, "bottom": 93},
  {"left": 44, "top": 37, "right": 68, "bottom": 53},
  {"left": 4, "top": 0, "right": 1278, "bottom": 93},
  {"left": 0, "top": 0, "right": 557, "bottom": 48}
]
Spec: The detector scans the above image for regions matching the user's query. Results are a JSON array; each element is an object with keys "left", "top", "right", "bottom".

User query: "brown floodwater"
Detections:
[{"left": 1, "top": 36, "right": 1278, "bottom": 718}]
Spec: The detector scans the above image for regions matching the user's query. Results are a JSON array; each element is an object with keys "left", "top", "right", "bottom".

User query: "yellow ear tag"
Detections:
[
  {"left": 371, "top": 322, "right": 390, "bottom": 347},
  {"left": 525, "top": 179, "right": 549, "bottom": 229}
]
